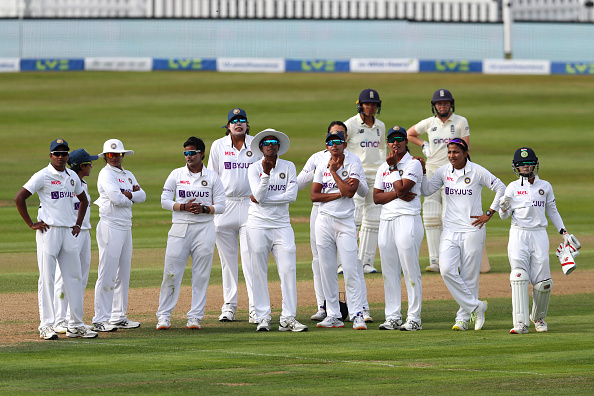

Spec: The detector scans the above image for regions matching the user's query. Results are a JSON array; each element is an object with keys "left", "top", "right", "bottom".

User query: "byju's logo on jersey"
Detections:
[
  {"left": 179, "top": 190, "right": 210, "bottom": 198},
  {"left": 179, "top": 190, "right": 186, "bottom": 198},
  {"left": 51, "top": 191, "right": 75, "bottom": 200},
  {"left": 74, "top": 202, "right": 80, "bottom": 210},
  {"left": 224, "top": 162, "right": 251, "bottom": 170}
]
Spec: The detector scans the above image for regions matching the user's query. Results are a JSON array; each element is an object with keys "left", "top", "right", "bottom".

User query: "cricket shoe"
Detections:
[
  {"left": 530, "top": 316, "right": 548, "bottom": 333},
  {"left": 67, "top": 326, "right": 98, "bottom": 339},
  {"left": 400, "top": 320, "right": 422, "bottom": 331},
  {"left": 53, "top": 320, "right": 68, "bottom": 334},
  {"left": 40, "top": 325, "right": 58, "bottom": 340},
  {"left": 352, "top": 313, "right": 367, "bottom": 330},
  {"left": 279, "top": 318, "right": 308, "bottom": 332},
  {"left": 425, "top": 263, "right": 440, "bottom": 272},
  {"left": 92, "top": 322, "right": 118, "bottom": 332},
  {"left": 471, "top": 300, "right": 488, "bottom": 330},
  {"left": 317, "top": 316, "right": 344, "bottom": 328},
  {"left": 452, "top": 321, "right": 468, "bottom": 331},
  {"left": 249, "top": 309, "right": 258, "bottom": 324},
  {"left": 510, "top": 323, "right": 529, "bottom": 334},
  {"left": 363, "top": 264, "right": 378, "bottom": 274},
  {"left": 218, "top": 303, "right": 235, "bottom": 322},
  {"left": 362, "top": 308, "right": 373, "bottom": 322},
  {"left": 310, "top": 307, "right": 327, "bottom": 321},
  {"left": 156, "top": 318, "right": 171, "bottom": 330},
  {"left": 112, "top": 319, "right": 140, "bottom": 329},
  {"left": 379, "top": 318, "right": 402, "bottom": 330},
  {"left": 186, "top": 318, "right": 201, "bottom": 330},
  {"left": 256, "top": 318, "right": 271, "bottom": 332},
  {"left": 337, "top": 264, "right": 343, "bottom": 274}
]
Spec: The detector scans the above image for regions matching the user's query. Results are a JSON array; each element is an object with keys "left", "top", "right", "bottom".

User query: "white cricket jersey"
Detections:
[
  {"left": 74, "top": 180, "right": 92, "bottom": 230},
  {"left": 247, "top": 157, "right": 298, "bottom": 229},
  {"left": 23, "top": 163, "right": 84, "bottom": 227},
  {"left": 500, "top": 176, "right": 565, "bottom": 231},
  {"left": 94, "top": 164, "right": 146, "bottom": 230},
  {"left": 207, "top": 134, "right": 257, "bottom": 198},
  {"left": 374, "top": 152, "right": 423, "bottom": 219},
  {"left": 161, "top": 165, "right": 226, "bottom": 224},
  {"left": 421, "top": 160, "right": 505, "bottom": 232},
  {"left": 313, "top": 153, "right": 365, "bottom": 219},
  {"left": 344, "top": 114, "right": 386, "bottom": 177},
  {"left": 415, "top": 113, "right": 470, "bottom": 169}
]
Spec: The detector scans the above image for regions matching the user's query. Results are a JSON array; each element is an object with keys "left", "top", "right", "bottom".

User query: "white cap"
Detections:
[
  {"left": 249, "top": 129, "right": 290, "bottom": 159},
  {"left": 99, "top": 139, "right": 134, "bottom": 157}
]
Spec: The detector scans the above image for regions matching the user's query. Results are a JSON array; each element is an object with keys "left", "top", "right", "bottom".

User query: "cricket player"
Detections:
[
  {"left": 420, "top": 138, "right": 505, "bottom": 331},
  {"left": 14, "top": 139, "right": 97, "bottom": 339},
  {"left": 156, "top": 137, "right": 226, "bottom": 330},
  {"left": 500, "top": 147, "right": 579, "bottom": 334},
  {"left": 53, "top": 149, "right": 99, "bottom": 334},
  {"left": 297, "top": 121, "right": 370, "bottom": 322},
  {"left": 246, "top": 129, "right": 307, "bottom": 332},
  {"left": 312, "top": 130, "right": 368, "bottom": 330},
  {"left": 344, "top": 88, "right": 386, "bottom": 274},
  {"left": 207, "top": 108, "right": 257, "bottom": 323},
  {"left": 373, "top": 126, "right": 424, "bottom": 331},
  {"left": 92, "top": 139, "right": 146, "bottom": 332},
  {"left": 407, "top": 89, "right": 471, "bottom": 273}
]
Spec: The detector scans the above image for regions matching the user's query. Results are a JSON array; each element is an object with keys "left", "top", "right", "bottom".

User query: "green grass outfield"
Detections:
[{"left": 1, "top": 72, "right": 593, "bottom": 393}]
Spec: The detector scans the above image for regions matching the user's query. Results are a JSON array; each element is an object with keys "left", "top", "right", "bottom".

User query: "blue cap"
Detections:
[
  {"left": 68, "top": 149, "right": 99, "bottom": 165},
  {"left": 222, "top": 108, "right": 248, "bottom": 128},
  {"left": 50, "top": 138, "right": 69, "bottom": 151},
  {"left": 387, "top": 125, "right": 407, "bottom": 138},
  {"left": 326, "top": 130, "right": 346, "bottom": 142}
]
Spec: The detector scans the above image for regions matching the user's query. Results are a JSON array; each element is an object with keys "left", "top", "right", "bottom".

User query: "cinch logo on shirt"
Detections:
[
  {"left": 51, "top": 191, "right": 75, "bottom": 199},
  {"left": 433, "top": 138, "right": 452, "bottom": 144},
  {"left": 179, "top": 190, "right": 209, "bottom": 198},
  {"left": 268, "top": 185, "right": 286, "bottom": 191},
  {"left": 360, "top": 139, "right": 379, "bottom": 148},
  {"left": 224, "top": 162, "right": 251, "bottom": 170},
  {"left": 51, "top": 180, "right": 61, "bottom": 185},
  {"left": 445, "top": 187, "right": 473, "bottom": 196},
  {"left": 224, "top": 151, "right": 235, "bottom": 156},
  {"left": 180, "top": 180, "right": 190, "bottom": 185}
]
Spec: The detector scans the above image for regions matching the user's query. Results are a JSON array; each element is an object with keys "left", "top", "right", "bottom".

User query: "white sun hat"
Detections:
[
  {"left": 98, "top": 139, "right": 134, "bottom": 157},
  {"left": 249, "top": 129, "right": 290, "bottom": 159}
]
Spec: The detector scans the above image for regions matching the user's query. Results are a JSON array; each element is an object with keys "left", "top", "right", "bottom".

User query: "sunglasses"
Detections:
[
  {"left": 387, "top": 136, "right": 406, "bottom": 143},
  {"left": 105, "top": 152, "right": 122, "bottom": 158},
  {"left": 230, "top": 118, "right": 247, "bottom": 124},
  {"left": 51, "top": 151, "right": 69, "bottom": 157},
  {"left": 184, "top": 150, "right": 202, "bottom": 157},
  {"left": 517, "top": 161, "right": 537, "bottom": 166},
  {"left": 80, "top": 162, "right": 92, "bottom": 166},
  {"left": 260, "top": 139, "right": 279, "bottom": 147},
  {"left": 326, "top": 139, "right": 344, "bottom": 146}
]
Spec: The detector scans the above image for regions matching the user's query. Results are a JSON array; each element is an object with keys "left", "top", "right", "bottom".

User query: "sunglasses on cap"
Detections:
[
  {"left": 449, "top": 138, "right": 468, "bottom": 149},
  {"left": 260, "top": 139, "right": 279, "bottom": 147},
  {"left": 387, "top": 136, "right": 406, "bottom": 143},
  {"left": 517, "top": 161, "right": 537, "bottom": 166},
  {"left": 51, "top": 151, "right": 69, "bottom": 157},
  {"left": 105, "top": 152, "right": 122, "bottom": 158},
  {"left": 326, "top": 139, "right": 345, "bottom": 146},
  {"left": 80, "top": 162, "right": 92, "bottom": 166},
  {"left": 230, "top": 118, "right": 247, "bottom": 124},
  {"left": 184, "top": 150, "right": 202, "bottom": 157}
]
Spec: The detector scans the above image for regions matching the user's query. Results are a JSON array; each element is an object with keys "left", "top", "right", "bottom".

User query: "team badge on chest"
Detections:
[
  {"left": 279, "top": 172, "right": 286, "bottom": 179},
  {"left": 70, "top": 179, "right": 75, "bottom": 186},
  {"left": 128, "top": 178, "right": 132, "bottom": 184},
  {"left": 246, "top": 151, "right": 253, "bottom": 157},
  {"left": 201, "top": 180, "right": 208, "bottom": 186},
  {"left": 464, "top": 177, "right": 471, "bottom": 184},
  {"left": 341, "top": 170, "right": 348, "bottom": 178},
  {"left": 538, "top": 189, "right": 545, "bottom": 195}
]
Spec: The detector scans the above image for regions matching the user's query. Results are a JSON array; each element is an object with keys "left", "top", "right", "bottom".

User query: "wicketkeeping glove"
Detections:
[
  {"left": 556, "top": 243, "right": 578, "bottom": 275},
  {"left": 421, "top": 141, "right": 431, "bottom": 158},
  {"left": 499, "top": 196, "right": 511, "bottom": 212}
]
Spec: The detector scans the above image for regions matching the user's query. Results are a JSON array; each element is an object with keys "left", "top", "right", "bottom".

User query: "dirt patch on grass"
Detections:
[{"left": 1, "top": 269, "right": 593, "bottom": 346}]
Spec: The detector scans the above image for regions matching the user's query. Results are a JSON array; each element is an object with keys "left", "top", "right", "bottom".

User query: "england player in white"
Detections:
[
  {"left": 53, "top": 149, "right": 99, "bottom": 334},
  {"left": 312, "top": 130, "right": 368, "bottom": 330},
  {"left": 92, "top": 139, "right": 146, "bottom": 332},
  {"left": 156, "top": 137, "right": 226, "bottom": 330},
  {"left": 344, "top": 88, "right": 386, "bottom": 274},
  {"left": 297, "top": 121, "right": 370, "bottom": 322},
  {"left": 500, "top": 147, "right": 578, "bottom": 334},
  {"left": 247, "top": 129, "right": 307, "bottom": 332},
  {"left": 207, "top": 108, "right": 257, "bottom": 323},
  {"left": 421, "top": 138, "right": 505, "bottom": 331},
  {"left": 374, "top": 126, "right": 424, "bottom": 331},
  {"left": 15, "top": 139, "right": 97, "bottom": 340},
  {"left": 407, "top": 89, "right": 471, "bottom": 273}
]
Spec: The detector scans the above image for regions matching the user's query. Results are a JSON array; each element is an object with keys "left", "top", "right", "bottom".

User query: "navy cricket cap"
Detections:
[
  {"left": 326, "top": 130, "right": 346, "bottom": 142},
  {"left": 387, "top": 125, "right": 407, "bottom": 138},
  {"left": 222, "top": 108, "right": 248, "bottom": 128},
  {"left": 50, "top": 138, "right": 69, "bottom": 151},
  {"left": 513, "top": 147, "right": 538, "bottom": 165},
  {"left": 68, "top": 149, "right": 99, "bottom": 165}
]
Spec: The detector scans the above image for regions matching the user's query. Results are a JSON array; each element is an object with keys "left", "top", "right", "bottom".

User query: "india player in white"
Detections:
[
  {"left": 420, "top": 138, "right": 505, "bottom": 331},
  {"left": 156, "top": 137, "right": 226, "bottom": 330},
  {"left": 407, "top": 89, "right": 471, "bottom": 273},
  {"left": 92, "top": 139, "right": 146, "bottom": 332},
  {"left": 53, "top": 149, "right": 99, "bottom": 334},
  {"left": 207, "top": 108, "right": 257, "bottom": 323},
  {"left": 344, "top": 88, "right": 386, "bottom": 274},
  {"left": 296, "top": 121, "right": 370, "bottom": 322},
  {"left": 246, "top": 129, "right": 307, "bottom": 332},
  {"left": 374, "top": 126, "right": 424, "bottom": 331},
  {"left": 14, "top": 139, "right": 97, "bottom": 340},
  {"left": 312, "top": 130, "right": 368, "bottom": 330},
  {"left": 500, "top": 147, "right": 576, "bottom": 334}
]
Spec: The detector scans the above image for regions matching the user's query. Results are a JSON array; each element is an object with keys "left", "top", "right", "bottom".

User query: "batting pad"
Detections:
[
  {"left": 531, "top": 278, "right": 553, "bottom": 321},
  {"left": 510, "top": 269, "right": 530, "bottom": 326}
]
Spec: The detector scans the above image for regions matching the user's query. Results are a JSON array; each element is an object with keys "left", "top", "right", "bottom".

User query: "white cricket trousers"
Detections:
[
  {"left": 439, "top": 229, "right": 485, "bottom": 322},
  {"left": 93, "top": 220, "right": 133, "bottom": 324},
  {"left": 36, "top": 226, "right": 84, "bottom": 330},
  {"left": 156, "top": 222, "right": 216, "bottom": 321},
  {"left": 246, "top": 225, "right": 297, "bottom": 322},
  {"left": 508, "top": 227, "right": 551, "bottom": 284},
  {"left": 214, "top": 198, "right": 254, "bottom": 311},
  {"left": 54, "top": 229, "right": 91, "bottom": 324},
  {"left": 378, "top": 215, "right": 424, "bottom": 323},
  {"left": 315, "top": 213, "right": 364, "bottom": 320}
]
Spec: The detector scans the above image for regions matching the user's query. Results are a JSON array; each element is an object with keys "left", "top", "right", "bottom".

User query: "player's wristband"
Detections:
[
  {"left": 74, "top": 224, "right": 81, "bottom": 228},
  {"left": 202, "top": 205, "right": 209, "bottom": 214},
  {"left": 559, "top": 228, "right": 567, "bottom": 235},
  {"left": 388, "top": 165, "right": 397, "bottom": 172}
]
